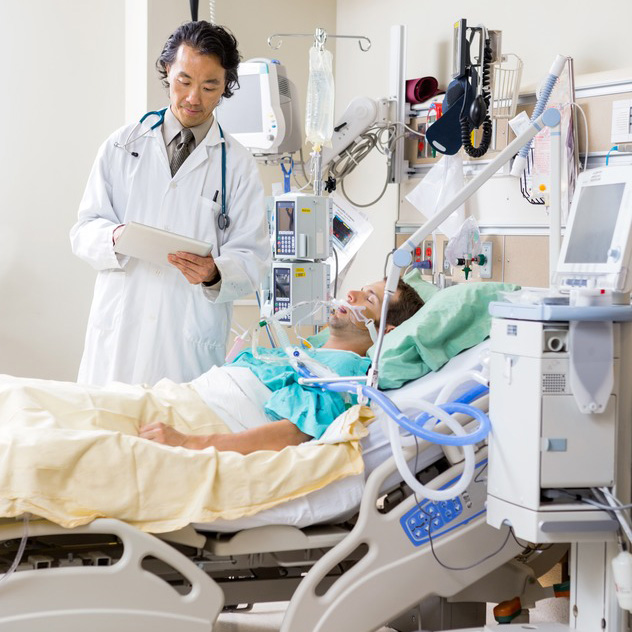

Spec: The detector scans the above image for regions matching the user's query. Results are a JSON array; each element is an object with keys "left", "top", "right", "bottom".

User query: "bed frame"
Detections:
[{"left": 0, "top": 425, "right": 564, "bottom": 631}]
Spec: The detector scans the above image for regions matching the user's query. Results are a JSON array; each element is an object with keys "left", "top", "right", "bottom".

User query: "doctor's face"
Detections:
[{"left": 166, "top": 44, "right": 226, "bottom": 128}]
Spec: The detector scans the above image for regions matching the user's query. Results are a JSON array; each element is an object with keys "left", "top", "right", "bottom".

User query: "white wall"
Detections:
[
  {"left": 0, "top": 1, "right": 125, "bottom": 380},
  {"left": 4, "top": 0, "right": 628, "bottom": 379},
  {"left": 0, "top": 0, "right": 336, "bottom": 379},
  {"left": 334, "top": 0, "right": 632, "bottom": 294}
]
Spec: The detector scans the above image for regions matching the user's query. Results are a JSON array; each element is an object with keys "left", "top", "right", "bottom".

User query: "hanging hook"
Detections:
[
  {"left": 314, "top": 27, "right": 327, "bottom": 51},
  {"left": 336, "top": 34, "right": 371, "bottom": 52},
  {"left": 267, "top": 31, "right": 371, "bottom": 52}
]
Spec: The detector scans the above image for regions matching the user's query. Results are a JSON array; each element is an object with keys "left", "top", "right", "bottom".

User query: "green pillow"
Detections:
[
  {"left": 402, "top": 269, "right": 440, "bottom": 303},
  {"left": 368, "top": 282, "right": 520, "bottom": 389}
]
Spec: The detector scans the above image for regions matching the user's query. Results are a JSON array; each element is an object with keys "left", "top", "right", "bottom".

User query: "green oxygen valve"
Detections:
[{"left": 456, "top": 253, "right": 487, "bottom": 279}]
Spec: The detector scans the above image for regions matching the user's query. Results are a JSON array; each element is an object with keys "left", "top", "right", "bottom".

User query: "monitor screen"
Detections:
[
  {"left": 564, "top": 183, "right": 625, "bottom": 264},
  {"left": 333, "top": 214, "right": 354, "bottom": 248},
  {"left": 216, "top": 74, "right": 263, "bottom": 134}
]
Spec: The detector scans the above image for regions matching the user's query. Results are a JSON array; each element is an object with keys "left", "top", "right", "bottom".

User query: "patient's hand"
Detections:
[{"left": 139, "top": 422, "right": 192, "bottom": 448}]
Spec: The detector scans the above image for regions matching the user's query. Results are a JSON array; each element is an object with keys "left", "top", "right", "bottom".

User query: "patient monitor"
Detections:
[
  {"left": 215, "top": 58, "right": 302, "bottom": 156},
  {"left": 554, "top": 165, "right": 632, "bottom": 295}
]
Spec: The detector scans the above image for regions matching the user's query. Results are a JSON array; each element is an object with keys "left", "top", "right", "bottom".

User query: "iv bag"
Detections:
[
  {"left": 305, "top": 46, "right": 335, "bottom": 147},
  {"left": 445, "top": 216, "right": 482, "bottom": 266}
]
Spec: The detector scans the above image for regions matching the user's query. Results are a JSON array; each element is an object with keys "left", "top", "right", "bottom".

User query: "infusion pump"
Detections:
[
  {"left": 260, "top": 192, "right": 332, "bottom": 326},
  {"left": 272, "top": 193, "right": 332, "bottom": 261},
  {"left": 271, "top": 261, "right": 329, "bottom": 326}
]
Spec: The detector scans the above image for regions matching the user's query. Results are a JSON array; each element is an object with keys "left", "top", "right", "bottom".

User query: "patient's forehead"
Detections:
[{"left": 363, "top": 280, "right": 386, "bottom": 297}]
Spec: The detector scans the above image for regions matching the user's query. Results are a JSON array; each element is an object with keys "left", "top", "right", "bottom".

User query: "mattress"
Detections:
[{"left": 195, "top": 340, "right": 490, "bottom": 532}]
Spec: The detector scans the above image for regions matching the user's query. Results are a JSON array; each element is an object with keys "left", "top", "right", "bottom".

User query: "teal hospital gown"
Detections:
[{"left": 230, "top": 348, "right": 371, "bottom": 439}]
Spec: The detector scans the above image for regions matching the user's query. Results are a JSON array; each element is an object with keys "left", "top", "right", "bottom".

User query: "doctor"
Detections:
[{"left": 70, "top": 21, "right": 271, "bottom": 386}]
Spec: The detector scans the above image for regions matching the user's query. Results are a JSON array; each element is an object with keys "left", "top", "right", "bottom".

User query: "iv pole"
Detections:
[{"left": 369, "top": 107, "right": 562, "bottom": 388}]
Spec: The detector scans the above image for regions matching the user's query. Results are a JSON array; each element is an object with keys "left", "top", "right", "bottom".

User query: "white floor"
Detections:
[
  {"left": 215, "top": 601, "right": 396, "bottom": 631},
  {"left": 215, "top": 597, "right": 569, "bottom": 631}
]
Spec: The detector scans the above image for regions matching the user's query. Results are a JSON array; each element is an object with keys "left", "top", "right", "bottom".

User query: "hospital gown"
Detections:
[{"left": 227, "top": 348, "right": 371, "bottom": 439}]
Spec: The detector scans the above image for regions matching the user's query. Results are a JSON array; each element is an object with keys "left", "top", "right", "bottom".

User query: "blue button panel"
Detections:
[
  {"left": 400, "top": 460, "right": 487, "bottom": 547},
  {"left": 401, "top": 498, "right": 464, "bottom": 546}
]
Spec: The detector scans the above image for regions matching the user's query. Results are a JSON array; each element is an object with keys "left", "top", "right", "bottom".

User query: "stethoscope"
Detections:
[{"left": 114, "top": 108, "right": 230, "bottom": 231}]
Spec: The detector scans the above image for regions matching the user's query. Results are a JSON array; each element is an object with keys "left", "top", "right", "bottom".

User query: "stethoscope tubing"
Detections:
[{"left": 115, "top": 108, "right": 229, "bottom": 231}]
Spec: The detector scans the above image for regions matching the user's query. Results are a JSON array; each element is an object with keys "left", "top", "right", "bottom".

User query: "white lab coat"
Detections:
[{"left": 70, "top": 117, "right": 271, "bottom": 386}]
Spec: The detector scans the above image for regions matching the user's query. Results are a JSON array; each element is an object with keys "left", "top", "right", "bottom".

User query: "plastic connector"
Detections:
[{"left": 412, "top": 260, "right": 432, "bottom": 269}]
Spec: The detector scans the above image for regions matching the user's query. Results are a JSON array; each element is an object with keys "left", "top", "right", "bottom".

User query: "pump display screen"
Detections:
[
  {"left": 274, "top": 268, "right": 291, "bottom": 300},
  {"left": 333, "top": 215, "right": 354, "bottom": 248},
  {"left": 276, "top": 201, "right": 295, "bottom": 232},
  {"left": 564, "top": 183, "right": 624, "bottom": 264}
]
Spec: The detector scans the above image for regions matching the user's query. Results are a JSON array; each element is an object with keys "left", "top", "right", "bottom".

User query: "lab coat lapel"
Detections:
[
  {"left": 147, "top": 129, "right": 171, "bottom": 177},
  {"left": 173, "top": 119, "right": 225, "bottom": 181},
  {"left": 174, "top": 143, "right": 208, "bottom": 179}
]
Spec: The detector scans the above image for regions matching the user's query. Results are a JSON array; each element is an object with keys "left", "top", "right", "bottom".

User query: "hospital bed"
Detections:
[{"left": 0, "top": 340, "right": 564, "bottom": 632}]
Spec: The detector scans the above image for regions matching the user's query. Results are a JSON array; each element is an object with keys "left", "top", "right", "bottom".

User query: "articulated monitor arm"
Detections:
[{"left": 367, "top": 107, "right": 562, "bottom": 388}]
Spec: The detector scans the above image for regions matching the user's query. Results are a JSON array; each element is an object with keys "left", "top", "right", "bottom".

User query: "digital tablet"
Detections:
[{"left": 114, "top": 222, "right": 213, "bottom": 266}]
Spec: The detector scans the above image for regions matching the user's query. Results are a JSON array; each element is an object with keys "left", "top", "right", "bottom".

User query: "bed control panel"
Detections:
[{"left": 400, "top": 459, "right": 487, "bottom": 547}]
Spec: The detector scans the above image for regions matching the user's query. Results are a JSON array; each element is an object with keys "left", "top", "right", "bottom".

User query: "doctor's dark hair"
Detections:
[
  {"left": 384, "top": 278, "right": 425, "bottom": 328},
  {"left": 156, "top": 21, "right": 241, "bottom": 98}
]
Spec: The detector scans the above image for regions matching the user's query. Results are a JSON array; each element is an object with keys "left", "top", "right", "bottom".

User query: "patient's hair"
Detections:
[{"left": 385, "top": 279, "right": 425, "bottom": 327}]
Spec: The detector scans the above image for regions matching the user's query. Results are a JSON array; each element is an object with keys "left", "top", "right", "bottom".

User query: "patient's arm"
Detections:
[{"left": 138, "top": 420, "right": 311, "bottom": 455}]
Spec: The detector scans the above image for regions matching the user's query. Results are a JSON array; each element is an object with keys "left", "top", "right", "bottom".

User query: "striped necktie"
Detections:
[{"left": 170, "top": 128, "right": 194, "bottom": 176}]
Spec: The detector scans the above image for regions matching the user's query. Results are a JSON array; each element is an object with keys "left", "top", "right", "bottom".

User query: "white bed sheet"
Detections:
[{"left": 195, "top": 340, "right": 490, "bottom": 533}]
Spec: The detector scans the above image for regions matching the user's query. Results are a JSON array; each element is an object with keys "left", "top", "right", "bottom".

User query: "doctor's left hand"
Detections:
[{"left": 168, "top": 251, "right": 220, "bottom": 285}]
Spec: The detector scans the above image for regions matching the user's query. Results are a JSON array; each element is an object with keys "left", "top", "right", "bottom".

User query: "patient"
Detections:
[{"left": 139, "top": 278, "right": 424, "bottom": 454}]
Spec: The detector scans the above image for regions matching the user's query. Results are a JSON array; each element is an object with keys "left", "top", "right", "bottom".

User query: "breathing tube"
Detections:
[
  {"left": 319, "top": 376, "right": 490, "bottom": 501},
  {"left": 510, "top": 54, "right": 567, "bottom": 177}
]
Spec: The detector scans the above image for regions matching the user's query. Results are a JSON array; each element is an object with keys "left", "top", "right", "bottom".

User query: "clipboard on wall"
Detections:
[{"left": 114, "top": 222, "right": 213, "bottom": 266}]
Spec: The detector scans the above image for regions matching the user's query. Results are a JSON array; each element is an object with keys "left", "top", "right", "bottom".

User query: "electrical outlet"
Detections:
[
  {"left": 422, "top": 240, "right": 433, "bottom": 276},
  {"left": 479, "top": 242, "right": 493, "bottom": 279}
]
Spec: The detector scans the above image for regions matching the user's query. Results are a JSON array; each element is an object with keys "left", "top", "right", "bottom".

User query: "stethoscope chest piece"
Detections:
[{"left": 217, "top": 213, "right": 230, "bottom": 230}]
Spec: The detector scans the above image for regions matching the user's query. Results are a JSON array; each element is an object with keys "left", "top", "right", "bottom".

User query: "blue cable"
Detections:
[{"left": 606, "top": 145, "right": 619, "bottom": 166}]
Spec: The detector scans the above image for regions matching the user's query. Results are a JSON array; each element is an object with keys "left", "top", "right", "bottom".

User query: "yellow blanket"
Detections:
[{"left": 0, "top": 375, "right": 373, "bottom": 532}]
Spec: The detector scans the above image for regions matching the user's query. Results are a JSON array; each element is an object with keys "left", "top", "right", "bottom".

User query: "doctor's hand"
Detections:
[{"left": 168, "top": 251, "right": 221, "bottom": 285}]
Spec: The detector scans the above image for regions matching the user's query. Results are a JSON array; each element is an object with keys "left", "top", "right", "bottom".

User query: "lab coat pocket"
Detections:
[
  {"left": 90, "top": 269, "right": 126, "bottom": 332},
  {"left": 195, "top": 195, "right": 221, "bottom": 253},
  {"left": 183, "top": 289, "right": 228, "bottom": 347}
]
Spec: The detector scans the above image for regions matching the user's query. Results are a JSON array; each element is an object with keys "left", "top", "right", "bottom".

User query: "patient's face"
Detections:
[{"left": 330, "top": 280, "right": 389, "bottom": 333}]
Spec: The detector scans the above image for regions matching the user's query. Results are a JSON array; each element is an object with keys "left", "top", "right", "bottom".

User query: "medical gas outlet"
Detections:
[{"left": 456, "top": 253, "right": 487, "bottom": 280}]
